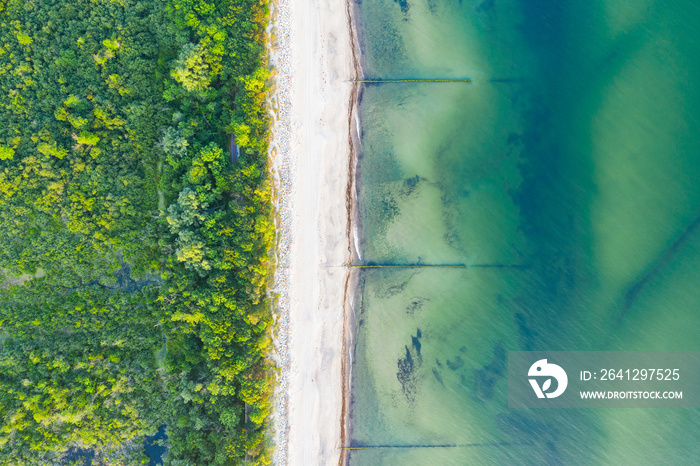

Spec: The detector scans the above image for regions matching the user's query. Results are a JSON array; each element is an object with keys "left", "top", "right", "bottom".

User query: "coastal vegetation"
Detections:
[{"left": 0, "top": 0, "right": 274, "bottom": 463}]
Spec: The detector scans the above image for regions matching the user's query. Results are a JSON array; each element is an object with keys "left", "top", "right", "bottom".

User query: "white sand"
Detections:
[{"left": 269, "top": 0, "right": 358, "bottom": 464}]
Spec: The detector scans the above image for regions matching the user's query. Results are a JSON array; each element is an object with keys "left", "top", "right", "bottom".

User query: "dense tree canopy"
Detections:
[{"left": 0, "top": 0, "right": 274, "bottom": 464}]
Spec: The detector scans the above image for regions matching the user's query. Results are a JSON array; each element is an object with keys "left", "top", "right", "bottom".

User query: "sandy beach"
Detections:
[{"left": 269, "top": 0, "right": 358, "bottom": 464}]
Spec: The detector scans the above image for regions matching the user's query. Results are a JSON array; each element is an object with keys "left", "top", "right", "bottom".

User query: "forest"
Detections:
[{"left": 0, "top": 0, "right": 274, "bottom": 464}]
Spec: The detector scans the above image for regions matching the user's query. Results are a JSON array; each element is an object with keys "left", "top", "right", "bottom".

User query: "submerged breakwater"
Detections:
[{"left": 349, "top": 0, "right": 700, "bottom": 464}]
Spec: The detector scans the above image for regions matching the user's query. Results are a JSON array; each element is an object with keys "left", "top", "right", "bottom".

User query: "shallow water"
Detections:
[{"left": 350, "top": 0, "right": 700, "bottom": 464}]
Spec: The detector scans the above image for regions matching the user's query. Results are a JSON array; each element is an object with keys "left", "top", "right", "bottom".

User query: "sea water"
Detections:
[{"left": 350, "top": 0, "right": 700, "bottom": 464}]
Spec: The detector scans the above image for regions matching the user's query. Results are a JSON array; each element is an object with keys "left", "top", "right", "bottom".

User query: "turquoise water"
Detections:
[{"left": 350, "top": 0, "right": 700, "bottom": 464}]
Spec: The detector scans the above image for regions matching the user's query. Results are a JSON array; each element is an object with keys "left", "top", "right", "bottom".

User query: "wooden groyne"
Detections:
[
  {"left": 342, "top": 440, "right": 534, "bottom": 450},
  {"left": 346, "top": 264, "right": 468, "bottom": 268},
  {"left": 329, "top": 263, "right": 529, "bottom": 270},
  {"left": 348, "top": 77, "right": 527, "bottom": 84},
  {"left": 349, "top": 78, "right": 471, "bottom": 83}
]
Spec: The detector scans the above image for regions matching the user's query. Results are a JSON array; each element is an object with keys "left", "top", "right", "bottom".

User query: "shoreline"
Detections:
[
  {"left": 341, "top": 1, "right": 364, "bottom": 465},
  {"left": 269, "top": 0, "right": 360, "bottom": 464}
]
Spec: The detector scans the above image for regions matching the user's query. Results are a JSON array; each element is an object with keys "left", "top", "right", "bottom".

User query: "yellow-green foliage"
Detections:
[
  {"left": 0, "top": 146, "right": 13, "bottom": 160},
  {"left": 172, "top": 42, "right": 212, "bottom": 92}
]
